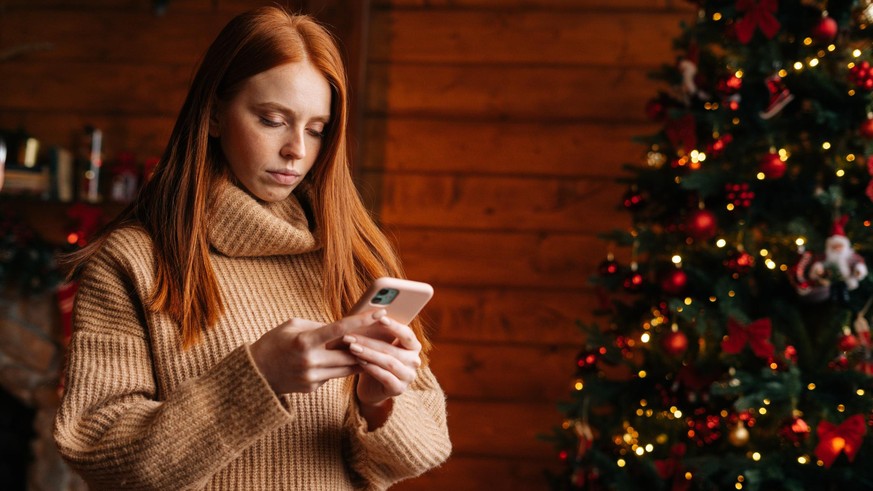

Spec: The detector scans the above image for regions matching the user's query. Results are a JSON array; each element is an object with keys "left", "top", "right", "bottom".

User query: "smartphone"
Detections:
[{"left": 348, "top": 277, "right": 434, "bottom": 325}]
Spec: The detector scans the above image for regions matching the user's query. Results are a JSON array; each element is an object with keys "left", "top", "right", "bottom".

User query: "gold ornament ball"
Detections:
[{"left": 729, "top": 422, "right": 750, "bottom": 446}]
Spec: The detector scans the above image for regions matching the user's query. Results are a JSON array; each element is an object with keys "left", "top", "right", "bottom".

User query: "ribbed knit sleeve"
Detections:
[
  {"left": 53, "top": 230, "right": 293, "bottom": 490},
  {"left": 346, "top": 367, "right": 451, "bottom": 489}
]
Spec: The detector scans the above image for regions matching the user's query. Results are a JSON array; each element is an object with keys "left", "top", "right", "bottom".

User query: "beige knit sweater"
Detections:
[{"left": 53, "top": 182, "right": 451, "bottom": 490}]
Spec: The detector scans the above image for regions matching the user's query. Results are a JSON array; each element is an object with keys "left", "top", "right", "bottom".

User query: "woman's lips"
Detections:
[{"left": 267, "top": 170, "right": 301, "bottom": 186}]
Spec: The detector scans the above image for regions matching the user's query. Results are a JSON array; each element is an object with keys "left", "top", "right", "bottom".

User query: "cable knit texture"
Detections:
[{"left": 54, "top": 181, "right": 451, "bottom": 490}]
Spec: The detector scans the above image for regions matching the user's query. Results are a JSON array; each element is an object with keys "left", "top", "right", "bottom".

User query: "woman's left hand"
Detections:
[{"left": 342, "top": 311, "right": 422, "bottom": 425}]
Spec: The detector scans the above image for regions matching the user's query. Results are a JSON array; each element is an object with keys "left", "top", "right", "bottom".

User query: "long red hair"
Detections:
[{"left": 67, "top": 7, "right": 430, "bottom": 357}]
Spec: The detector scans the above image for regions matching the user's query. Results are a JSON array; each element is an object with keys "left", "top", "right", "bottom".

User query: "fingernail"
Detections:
[
  {"left": 372, "top": 309, "right": 387, "bottom": 320},
  {"left": 343, "top": 335, "right": 356, "bottom": 344},
  {"left": 349, "top": 343, "right": 364, "bottom": 353},
  {"left": 358, "top": 359, "right": 368, "bottom": 365},
  {"left": 378, "top": 316, "right": 391, "bottom": 325}
]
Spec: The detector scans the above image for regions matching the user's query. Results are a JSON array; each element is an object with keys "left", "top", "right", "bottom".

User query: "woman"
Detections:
[{"left": 53, "top": 6, "right": 451, "bottom": 490}]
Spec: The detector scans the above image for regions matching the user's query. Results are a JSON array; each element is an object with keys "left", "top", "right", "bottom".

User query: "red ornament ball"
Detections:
[
  {"left": 576, "top": 349, "right": 601, "bottom": 373},
  {"left": 857, "top": 358, "right": 873, "bottom": 376},
  {"left": 662, "top": 330, "right": 689, "bottom": 357},
  {"left": 598, "top": 258, "right": 620, "bottom": 276},
  {"left": 812, "top": 16, "right": 838, "bottom": 42},
  {"left": 660, "top": 268, "right": 688, "bottom": 295},
  {"left": 860, "top": 117, "right": 873, "bottom": 139},
  {"left": 725, "top": 182, "right": 755, "bottom": 208},
  {"left": 686, "top": 209, "right": 718, "bottom": 241},
  {"left": 623, "top": 271, "right": 645, "bottom": 292},
  {"left": 850, "top": 61, "right": 873, "bottom": 92},
  {"left": 759, "top": 152, "right": 787, "bottom": 179},
  {"left": 839, "top": 333, "right": 860, "bottom": 352},
  {"left": 623, "top": 189, "right": 647, "bottom": 210},
  {"left": 725, "top": 250, "right": 755, "bottom": 274}
]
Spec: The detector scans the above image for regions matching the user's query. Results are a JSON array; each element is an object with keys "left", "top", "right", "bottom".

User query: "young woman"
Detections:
[{"left": 53, "top": 6, "right": 451, "bottom": 489}]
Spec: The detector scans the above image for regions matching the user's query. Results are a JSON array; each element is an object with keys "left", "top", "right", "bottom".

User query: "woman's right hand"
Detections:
[{"left": 249, "top": 313, "right": 375, "bottom": 394}]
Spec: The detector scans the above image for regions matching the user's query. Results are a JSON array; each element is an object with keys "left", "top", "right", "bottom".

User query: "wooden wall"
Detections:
[
  {"left": 0, "top": 0, "right": 691, "bottom": 488},
  {"left": 363, "top": 1, "right": 691, "bottom": 489}
]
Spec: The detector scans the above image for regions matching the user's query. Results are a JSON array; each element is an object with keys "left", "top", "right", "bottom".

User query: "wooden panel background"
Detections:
[
  {"left": 0, "top": 0, "right": 691, "bottom": 488},
  {"left": 364, "top": 0, "right": 691, "bottom": 489}
]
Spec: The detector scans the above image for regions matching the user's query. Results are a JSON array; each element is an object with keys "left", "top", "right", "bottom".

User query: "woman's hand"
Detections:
[
  {"left": 342, "top": 311, "right": 422, "bottom": 428},
  {"left": 250, "top": 313, "right": 378, "bottom": 394}
]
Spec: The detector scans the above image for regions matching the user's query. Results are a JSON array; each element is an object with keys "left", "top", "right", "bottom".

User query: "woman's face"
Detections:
[{"left": 211, "top": 60, "right": 331, "bottom": 202}]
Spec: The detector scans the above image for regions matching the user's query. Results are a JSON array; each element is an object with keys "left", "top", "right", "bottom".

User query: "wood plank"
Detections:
[
  {"left": 374, "top": 172, "right": 629, "bottom": 233},
  {"left": 0, "top": 0, "right": 212, "bottom": 10},
  {"left": 394, "top": 455, "right": 557, "bottom": 491},
  {"left": 0, "top": 61, "right": 192, "bottom": 115},
  {"left": 361, "top": 118, "right": 655, "bottom": 178},
  {"left": 374, "top": 0, "right": 672, "bottom": 9},
  {"left": 430, "top": 342, "right": 579, "bottom": 401},
  {"left": 0, "top": 10, "right": 234, "bottom": 64},
  {"left": 425, "top": 286, "right": 600, "bottom": 345},
  {"left": 390, "top": 229, "right": 607, "bottom": 289},
  {"left": 365, "top": 63, "right": 664, "bottom": 122},
  {"left": 0, "top": 112, "right": 174, "bottom": 160},
  {"left": 444, "top": 399, "right": 562, "bottom": 458},
  {"left": 369, "top": 9, "right": 684, "bottom": 66}
]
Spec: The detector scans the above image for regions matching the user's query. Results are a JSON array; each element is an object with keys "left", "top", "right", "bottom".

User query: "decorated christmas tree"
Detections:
[{"left": 548, "top": 1, "right": 873, "bottom": 489}]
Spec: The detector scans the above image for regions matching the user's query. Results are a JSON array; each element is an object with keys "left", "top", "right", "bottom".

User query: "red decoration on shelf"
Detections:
[
  {"left": 812, "top": 15, "right": 838, "bottom": 42},
  {"left": 735, "top": 0, "right": 781, "bottom": 44},
  {"left": 662, "top": 330, "right": 689, "bottom": 357},
  {"left": 660, "top": 268, "right": 688, "bottom": 295},
  {"left": 815, "top": 414, "right": 867, "bottom": 468},
  {"left": 722, "top": 317, "right": 775, "bottom": 358},
  {"left": 686, "top": 209, "right": 718, "bottom": 241},
  {"left": 759, "top": 152, "right": 787, "bottom": 179}
]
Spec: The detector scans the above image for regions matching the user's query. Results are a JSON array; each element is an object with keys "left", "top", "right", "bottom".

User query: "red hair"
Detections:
[{"left": 67, "top": 7, "right": 430, "bottom": 358}]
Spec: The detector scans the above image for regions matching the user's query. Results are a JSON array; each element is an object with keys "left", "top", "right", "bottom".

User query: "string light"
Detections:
[
  {"left": 752, "top": 452, "right": 761, "bottom": 461},
  {"left": 717, "top": 239, "right": 727, "bottom": 248},
  {"left": 808, "top": 383, "right": 817, "bottom": 390}
]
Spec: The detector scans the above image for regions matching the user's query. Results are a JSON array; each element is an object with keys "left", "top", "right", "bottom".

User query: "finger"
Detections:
[
  {"left": 357, "top": 362, "right": 406, "bottom": 397},
  {"left": 371, "top": 316, "right": 422, "bottom": 351},
  {"left": 283, "top": 318, "right": 325, "bottom": 332},
  {"left": 307, "top": 310, "right": 385, "bottom": 346},
  {"left": 342, "top": 334, "right": 421, "bottom": 369},
  {"left": 347, "top": 341, "right": 417, "bottom": 382},
  {"left": 313, "top": 365, "right": 363, "bottom": 382},
  {"left": 316, "top": 348, "right": 362, "bottom": 368}
]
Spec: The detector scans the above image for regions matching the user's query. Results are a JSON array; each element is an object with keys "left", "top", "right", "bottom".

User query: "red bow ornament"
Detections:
[
  {"left": 721, "top": 317, "right": 775, "bottom": 358},
  {"left": 735, "top": 0, "right": 781, "bottom": 44},
  {"left": 815, "top": 414, "right": 867, "bottom": 468}
]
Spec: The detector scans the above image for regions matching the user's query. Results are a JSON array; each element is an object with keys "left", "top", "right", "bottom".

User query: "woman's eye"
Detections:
[
  {"left": 307, "top": 128, "right": 325, "bottom": 138},
  {"left": 259, "top": 117, "right": 283, "bottom": 128}
]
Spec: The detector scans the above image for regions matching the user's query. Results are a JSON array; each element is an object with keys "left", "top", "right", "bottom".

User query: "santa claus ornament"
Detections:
[{"left": 809, "top": 217, "right": 869, "bottom": 305}]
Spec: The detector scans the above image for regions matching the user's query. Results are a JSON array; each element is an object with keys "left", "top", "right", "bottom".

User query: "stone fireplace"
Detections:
[{"left": 0, "top": 291, "right": 84, "bottom": 491}]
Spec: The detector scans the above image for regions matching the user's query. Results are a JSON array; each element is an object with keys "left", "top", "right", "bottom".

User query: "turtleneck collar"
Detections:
[{"left": 206, "top": 180, "right": 320, "bottom": 257}]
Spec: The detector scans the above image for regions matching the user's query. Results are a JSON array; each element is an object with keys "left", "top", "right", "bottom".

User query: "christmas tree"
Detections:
[{"left": 549, "top": 1, "right": 873, "bottom": 490}]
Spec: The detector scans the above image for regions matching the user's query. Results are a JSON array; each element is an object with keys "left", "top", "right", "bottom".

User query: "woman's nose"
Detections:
[{"left": 281, "top": 128, "right": 305, "bottom": 160}]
